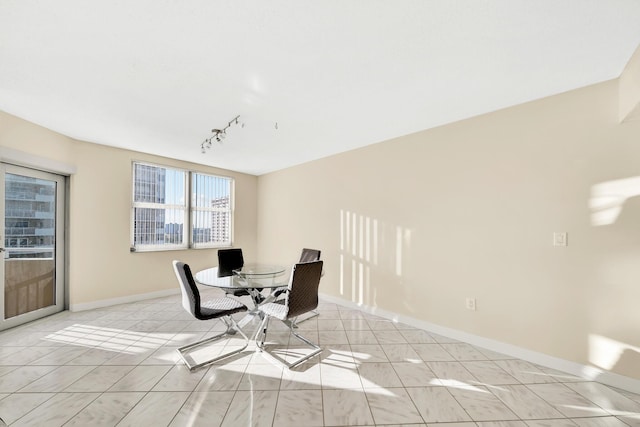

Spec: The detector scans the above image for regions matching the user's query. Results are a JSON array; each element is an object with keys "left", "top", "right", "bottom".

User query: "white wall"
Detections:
[
  {"left": 0, "top": 111, "right": 258, "bottom": 306},
  {"left": 257, "top": 79, "right": 640, "bottom": 381}
]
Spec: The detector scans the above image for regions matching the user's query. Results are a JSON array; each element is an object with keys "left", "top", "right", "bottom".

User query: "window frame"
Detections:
[{"left": 130, "top": 161, "right": 234, "bottom": 252}]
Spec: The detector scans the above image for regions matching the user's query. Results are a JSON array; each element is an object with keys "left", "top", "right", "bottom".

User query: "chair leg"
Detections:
[
  {"left": 288, "top": 327, "right": 322, "bottom": 368},
  {"left": 255, "top": 316, "right": 322, "bottom": 368},
  {"left": 291, "top": 309, "right": 319, "bottom": 327},
  {"left": 177, "top": 316, "right": 249, "bottom": 371}
]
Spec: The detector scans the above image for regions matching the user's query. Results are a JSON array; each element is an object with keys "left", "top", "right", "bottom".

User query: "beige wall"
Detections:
[
  {"left": 257, "top": 80, "right": 640, "bottom": 381},
  {"left": 0, "top": 111, "right": 258, "bottom": 305}
]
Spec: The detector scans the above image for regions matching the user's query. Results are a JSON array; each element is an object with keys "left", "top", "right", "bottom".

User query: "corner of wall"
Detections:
[{"left": 619, "top": 43, "right": 640, "bottom": 123}]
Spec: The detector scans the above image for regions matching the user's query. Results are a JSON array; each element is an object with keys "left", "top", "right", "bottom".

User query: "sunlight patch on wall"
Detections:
[
  {"left": 589, "top": 334, "right": 640, "bottom": 370},
  {"left": 340, "top": 209, "right": 377, "bottom": 304},
  {"left": 351, "top": 212, "right": 357, "bottom": 257},
  {"left": 339, "top": 209, "right": 412, "bottom": 307},
  {"left": 339, "top": 254, "right": 344, "bottom": 295},
  {"left": 396, "top": 226, "right": 403, "bottom": 277},
  {"left": 372, "top": 218, "right": 378, "bottom": 265},
  {"left": 352, "top": 259, "right": 357, "bottom": 302},
  {"left": 340, "top": 212, "right": 344, "bottom": 295},
  {"left": 590, "top": 176, "right": 640, "bottom": 226}
]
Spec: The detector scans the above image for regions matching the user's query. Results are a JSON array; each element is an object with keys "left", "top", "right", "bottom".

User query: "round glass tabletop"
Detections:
[{"left": 233, "top": 264, "right": 286, "bottom": 278}]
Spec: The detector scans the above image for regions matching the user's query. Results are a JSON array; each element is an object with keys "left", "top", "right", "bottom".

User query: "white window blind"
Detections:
[
  {"left": 132, "top": 163, "right": 187, "bottom": 251},
  {"left": 191, "top": 173, "right": 233, "bottom": 248}
]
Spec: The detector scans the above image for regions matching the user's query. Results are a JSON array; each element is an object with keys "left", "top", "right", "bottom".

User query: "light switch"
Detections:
[{"left": 553, "top": 232, "right": 568, "bottom": 246}]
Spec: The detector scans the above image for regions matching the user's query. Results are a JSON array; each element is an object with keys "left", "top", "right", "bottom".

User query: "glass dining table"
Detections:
[{"left": 194, "top": 263, "right": 287, "bottom": 329}]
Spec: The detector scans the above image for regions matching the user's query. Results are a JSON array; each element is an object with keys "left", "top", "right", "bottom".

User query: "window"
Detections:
[
  {"left": 191, "top": 172, "right": 233, "bottom": 248},
  {"left": 132, "top": 163, "right": 187, "bottom": 251},
  {"left": 131, "top": 162, "right": 233, "bottom": 251}
]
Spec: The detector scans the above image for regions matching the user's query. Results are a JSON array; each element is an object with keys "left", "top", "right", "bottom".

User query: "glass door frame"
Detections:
[{"left": 0, "top": 163, "right": 66, "bottom": 330}]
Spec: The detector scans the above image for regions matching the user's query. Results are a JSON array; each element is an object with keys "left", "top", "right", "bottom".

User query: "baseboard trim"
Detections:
[
  {"left": 69, "top": 288, "right": 180, "bottom": 312},
  {"left": 319, "top": 293, "right": 640, "bottom": 394}
]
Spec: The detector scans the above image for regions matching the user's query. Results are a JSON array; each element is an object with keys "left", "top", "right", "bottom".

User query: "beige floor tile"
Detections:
[
  {"left": 273, "top": 389, "right": 324, "bottom": 427},
  {"left": 365, "top": 387, "right": 424, "bottom": 425},
  {"left": 115, "top": 391, "right": 190, "bottom": 427},
  {"left": 323, "top": 388, "right": 374, "bottom": 426},
  {"left": 407, "top": 386, "right": 472, "bottom": 423},
  {"left": 64, "top": 392, "right": 145, "bottom": 426},
  {"left": 11, "top": 392, "right": 99, "bottom": 427},
  {"left": 221, "top": 390, "right": 279, "bottom": 427},
  {"left": 169, "top": 391, "right": 235, "bottom": 427}
]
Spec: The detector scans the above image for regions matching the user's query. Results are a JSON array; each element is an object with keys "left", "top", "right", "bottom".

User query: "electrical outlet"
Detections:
[{"left": 465, "top": 297, "right": 476, "bottom": 311}]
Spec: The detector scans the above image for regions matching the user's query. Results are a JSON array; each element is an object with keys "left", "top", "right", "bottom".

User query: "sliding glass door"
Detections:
[{"left": 0, "top": 164, "right": 65, "bottom": 330}]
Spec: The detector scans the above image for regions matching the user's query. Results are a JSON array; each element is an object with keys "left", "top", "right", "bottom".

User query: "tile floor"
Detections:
[{"left": 0, "top": 287, "right": 639, "bottom": 426}]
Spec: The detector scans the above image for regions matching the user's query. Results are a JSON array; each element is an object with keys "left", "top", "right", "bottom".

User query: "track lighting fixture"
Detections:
[{"left": 201, "top": 115, "right": 241, "bottom": 153}]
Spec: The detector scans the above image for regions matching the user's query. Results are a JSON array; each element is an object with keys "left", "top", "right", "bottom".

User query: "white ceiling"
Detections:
[{"left": 1, "top": 1, "right": 640, "bottom": 176}]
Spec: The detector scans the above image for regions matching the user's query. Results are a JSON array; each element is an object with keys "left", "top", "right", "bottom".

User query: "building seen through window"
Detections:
[{"left": 4, "top": 174, "right": 55, "bottom": 259}]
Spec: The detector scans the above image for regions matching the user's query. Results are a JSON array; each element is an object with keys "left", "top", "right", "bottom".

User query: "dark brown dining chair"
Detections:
[
  {"left": 217, "top": 248, "right": 244, "bottom": 276},
  {"left": 217, "top": 248, "right": 251, "bottom": 298},
  {"left": 299, "top": 248, "right": 321, "bottom": 263},
  {"left": 255, "top": 260, "right": 323, "bottom": 368},
  {"left": 273, "top": 248, "right": 321, "bottom": 298},
  {"left": 294, "top": 248, "right": 322, "bottom": 322},
  {"left": 273, "top": 248, "right": 322, "bottom": 325},
  {"left": 173, "top": 260, "right": 249, "bottom": 370}
]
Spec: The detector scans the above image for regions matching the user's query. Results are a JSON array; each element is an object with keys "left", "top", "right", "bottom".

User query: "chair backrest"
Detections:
[
  {"left": 299, "top": 248, "right": 321, "bottom": 263},
  {"left": 285, "top": 260, "right": 323, "bottom": 319},
  {"left": 173, "top": 260, "right": 201, "bottom": 319},
  {"left": 218, "top": 248, "right": 244, "bottom": 276}
]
